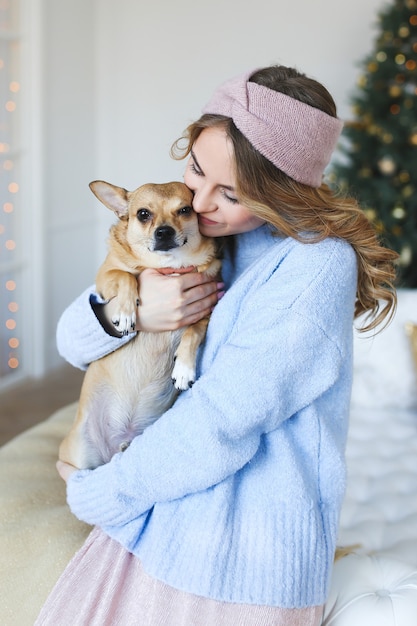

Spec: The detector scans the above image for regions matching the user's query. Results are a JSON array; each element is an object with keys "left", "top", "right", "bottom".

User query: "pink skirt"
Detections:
[{"left": 35, "top": 527, "right": 323, "bottom": 626}]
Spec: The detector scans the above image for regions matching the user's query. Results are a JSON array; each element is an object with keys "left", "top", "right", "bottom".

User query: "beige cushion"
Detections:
[{"left": 0, "top": 403, "right": 91, "bottom": 626}]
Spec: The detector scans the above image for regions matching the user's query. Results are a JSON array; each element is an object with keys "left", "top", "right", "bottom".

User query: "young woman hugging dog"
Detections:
[{"left": 35, "top": 65, "right": 397, "bottom": 626}]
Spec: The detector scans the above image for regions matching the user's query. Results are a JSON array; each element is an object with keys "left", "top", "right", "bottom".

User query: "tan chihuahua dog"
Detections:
[{"left": 59, "top": 180, "right": 221, "bottom": 470}]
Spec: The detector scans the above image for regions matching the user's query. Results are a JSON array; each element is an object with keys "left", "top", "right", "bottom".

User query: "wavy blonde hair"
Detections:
[{"left": 172, "top": 66, "right": 397, "bottom": 332}]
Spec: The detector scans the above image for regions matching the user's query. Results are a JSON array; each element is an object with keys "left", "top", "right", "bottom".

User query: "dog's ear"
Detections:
[{"left": 89, "top": 180, "right": 130, "bottom": 219}]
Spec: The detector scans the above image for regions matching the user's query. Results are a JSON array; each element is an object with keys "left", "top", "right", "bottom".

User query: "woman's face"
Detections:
[{"left": 183, "top": 126, "right": 264, "bottom": 237}]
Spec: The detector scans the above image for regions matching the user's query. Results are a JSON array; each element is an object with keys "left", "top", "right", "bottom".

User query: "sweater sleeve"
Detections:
[
  {"left": 56, "top": 287, "right": 134, "bottom": 370},
  {"left": 66, "top": 303, "right": 344, "bottom": 528}
]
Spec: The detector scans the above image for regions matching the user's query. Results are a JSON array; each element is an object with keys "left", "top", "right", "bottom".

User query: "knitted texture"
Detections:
[
  {"left": 202, "top": 70, "right": 344, "bottom": 187},
  {"left": 59, "top": 226, "right": 358, "bottom": 608}
]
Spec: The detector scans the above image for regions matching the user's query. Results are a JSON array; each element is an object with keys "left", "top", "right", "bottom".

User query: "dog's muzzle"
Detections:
[{"left": 153, "top": 225, "right": 181, "bottom": 252}]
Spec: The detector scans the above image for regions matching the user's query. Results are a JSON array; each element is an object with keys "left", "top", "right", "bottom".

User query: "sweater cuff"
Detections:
[
  {"left": 56, "top": 287, "right": 134, "bottom": 370},
  {"left": 66, "top": 453, "right": 151, "bottom": 527},
  {"left": 90, "top": 293, "right": 124, "bottom": 338}
]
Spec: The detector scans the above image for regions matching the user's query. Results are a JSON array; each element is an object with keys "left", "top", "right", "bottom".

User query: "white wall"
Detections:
[
  {"left": 40, "top": 0, "right": 387, "bottom": 371},
  {"left": 41, "top": 0, "right": 97, "bottom": 368},
  {"left": 92, "top": 0, "right": 386, "bottom": 256}
]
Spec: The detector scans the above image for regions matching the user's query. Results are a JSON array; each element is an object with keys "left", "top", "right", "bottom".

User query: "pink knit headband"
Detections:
[{"left": 202, "top": 70, "right": 344, "bottom": 187}]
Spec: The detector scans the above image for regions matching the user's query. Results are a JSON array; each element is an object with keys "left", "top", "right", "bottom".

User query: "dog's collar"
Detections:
[{"left": 157, "top": 266, "right": 197, "bottom": 275}]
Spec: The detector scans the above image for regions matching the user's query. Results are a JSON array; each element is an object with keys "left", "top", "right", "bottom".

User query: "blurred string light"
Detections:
[{"left": 0, "top": 0, "right": 20, "bottom": 376}]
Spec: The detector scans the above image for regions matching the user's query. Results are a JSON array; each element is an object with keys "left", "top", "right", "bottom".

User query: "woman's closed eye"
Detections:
[
  {"left": 189, "top": 151, "right": 204, "bottom": 176},
  {"left": 220, "top": 187, "right": 239, "bottom": 204},
  {"left": 189, "top": 160, "right": 203, "bottom": 176},
  {"left": 188, "top": 145, "right": 240, "bottom": 205}
]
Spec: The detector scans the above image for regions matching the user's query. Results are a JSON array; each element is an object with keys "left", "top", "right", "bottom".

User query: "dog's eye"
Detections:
[
  {"left": 177, "top": 206, "right": 193, "bottom": 216},
  {"left": 137, "top": 208, "right": 152, "bottom": 222}
]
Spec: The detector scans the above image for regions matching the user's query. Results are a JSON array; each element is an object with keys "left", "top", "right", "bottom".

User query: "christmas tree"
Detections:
[{"left": 331, "top": 0, "right": 417, "bottom": 287}]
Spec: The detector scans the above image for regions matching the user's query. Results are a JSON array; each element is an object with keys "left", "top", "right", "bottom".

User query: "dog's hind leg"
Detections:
[
  {"left": 59, "top": 363, "right": 107, "bottom": 469},
  {"left": 59, "top": 405, "right": 95, "bottom": 469}
]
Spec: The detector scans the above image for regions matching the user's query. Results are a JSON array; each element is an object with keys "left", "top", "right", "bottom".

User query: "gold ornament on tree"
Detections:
[
  {"left": 399, "top": 26, "right": 410, "bottom": 37},
  {"left": 389, "top": 85, "right": 402, "bottom": 97},
  {"left": 402, "top": 184, "right": 414, "bottom": 198},
  {"left": 392, "top": 205, "right": 406, "bottom": 219},
  {"left": 399, "top": 245, "right": 412, "bottom": 266},
  {"left": 378, "top": 156, "right": 396, "bottom": 175}
]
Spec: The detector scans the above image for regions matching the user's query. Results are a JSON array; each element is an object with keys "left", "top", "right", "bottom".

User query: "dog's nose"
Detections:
[{"left": 155, "top": 225, "right": 176, "bottom": 241}]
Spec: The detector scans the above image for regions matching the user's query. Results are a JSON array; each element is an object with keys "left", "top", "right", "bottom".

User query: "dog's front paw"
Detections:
[
  {"left": 172, "top": 359, "right": 195, "bottom": 391},
  {"left": 112, "top": 306, "right": 137, "bottom": 336}
]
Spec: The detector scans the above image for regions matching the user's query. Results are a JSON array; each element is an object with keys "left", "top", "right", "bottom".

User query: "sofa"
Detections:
[
  {"left": 1, "top": 290, "right": 417, "bottom": 625},
  {"left": 323, "top": 289, "right": 417, "bottom": 624}
]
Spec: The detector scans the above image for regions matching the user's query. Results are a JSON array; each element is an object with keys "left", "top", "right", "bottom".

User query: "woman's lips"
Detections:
[{"left": 198, "top": 216, "right": 219, "bottom": 226}]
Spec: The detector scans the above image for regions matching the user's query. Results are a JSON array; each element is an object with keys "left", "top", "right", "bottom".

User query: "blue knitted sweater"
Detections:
[{"left": 57, "top": 225, "right": 357, "bottom": 608}]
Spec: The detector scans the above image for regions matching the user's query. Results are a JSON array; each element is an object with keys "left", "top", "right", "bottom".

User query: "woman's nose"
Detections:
[{"left": 192, "top": 185, "right": 216, "bottom": 214}]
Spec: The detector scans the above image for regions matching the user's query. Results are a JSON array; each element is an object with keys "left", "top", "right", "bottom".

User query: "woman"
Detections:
[{"left": 36, "top": 65, "right": 397, "bottom": 625}]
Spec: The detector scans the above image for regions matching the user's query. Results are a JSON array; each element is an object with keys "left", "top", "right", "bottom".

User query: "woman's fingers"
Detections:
[
  {"left": 137, "top": 269, "right": 224, "bottom": 332},
  {"left": 181, "top": 276, "right": 224, "bottom": 306}
]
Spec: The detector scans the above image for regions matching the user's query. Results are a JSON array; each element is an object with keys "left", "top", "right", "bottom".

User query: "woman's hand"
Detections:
[
  {"left": 101, "top": 268, "right": 224, "bottom": 334},
  {"left": 137, "top": 268, "right": 223, "bottom": 332},
  {"left": 56, "top": 460, "right": 78, "bottom": 483}
]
